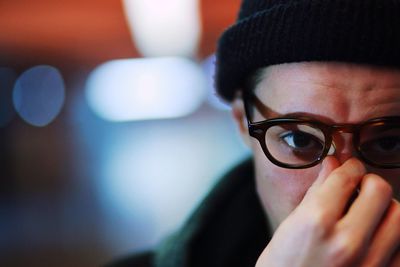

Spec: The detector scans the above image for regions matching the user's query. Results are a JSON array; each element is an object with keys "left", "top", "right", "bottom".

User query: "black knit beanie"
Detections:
[{"left": 215, "top": 0, "right": 400, "bottom": 102}]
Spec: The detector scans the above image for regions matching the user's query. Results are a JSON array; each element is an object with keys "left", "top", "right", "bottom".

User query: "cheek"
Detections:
[
  {"left": 252, "top": 140, "right": 320, "bottom": 206},
  {"left": 253, "top": 147, "right": 321, "bottom": 226},
  {"left": 258, "top": 163, "right": 320, "bottom": 206}
]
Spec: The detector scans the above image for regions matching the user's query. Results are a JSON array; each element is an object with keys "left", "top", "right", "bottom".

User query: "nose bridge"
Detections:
[
  {"left": 332, "top": 124, "right": 357, "bottom": 134},
  {"left": 330, "top": 124, "right": 358, "bottom": 164}
]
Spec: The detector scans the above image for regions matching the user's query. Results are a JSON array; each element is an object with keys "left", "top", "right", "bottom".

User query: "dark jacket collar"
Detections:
[{"left": 155, "top": 158, "right": 271, "bottom": 267}]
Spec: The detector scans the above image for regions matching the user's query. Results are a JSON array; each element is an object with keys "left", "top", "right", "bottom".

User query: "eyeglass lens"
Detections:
[
  {"left": 265, "top": 123, "right": 326, "bottom": 166},
  {"left": 264, "top": 122, "right": 400, "bottom": 167},
  {"left": 359, "top": 122, "right": 400, "bottom": 165}
]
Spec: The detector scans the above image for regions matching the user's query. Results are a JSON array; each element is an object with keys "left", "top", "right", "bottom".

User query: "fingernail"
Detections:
[{"left": 344, "top": 158, "right": 366, "bottom": 175}]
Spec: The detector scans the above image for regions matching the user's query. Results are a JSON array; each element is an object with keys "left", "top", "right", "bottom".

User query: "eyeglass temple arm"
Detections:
[{"left": 243, "top": 91, "right": 272, "bottom": 122}]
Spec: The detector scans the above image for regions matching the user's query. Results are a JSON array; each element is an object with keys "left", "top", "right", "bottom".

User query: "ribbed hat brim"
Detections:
[{"left": 215, "top": 0, "right": 400, "bottom": 102}]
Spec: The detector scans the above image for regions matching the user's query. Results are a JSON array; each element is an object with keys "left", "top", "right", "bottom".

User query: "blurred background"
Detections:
[{"left": 0, "top": 0, "right": 251, "bottom": 266}]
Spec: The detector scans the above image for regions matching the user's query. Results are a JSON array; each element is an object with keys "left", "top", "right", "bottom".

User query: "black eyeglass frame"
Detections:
[{"left": 243, "top": 92, "right": 400, "bottom": 169}]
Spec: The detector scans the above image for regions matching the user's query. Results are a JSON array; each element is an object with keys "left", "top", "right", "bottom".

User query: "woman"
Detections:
[{"left": 110, "top": 0, "right": 400, "bottom": 266}]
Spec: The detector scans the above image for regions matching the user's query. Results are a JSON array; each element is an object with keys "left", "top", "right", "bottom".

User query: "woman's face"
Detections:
[{"left": 240, "top": 62, "right": 400, "bottom": 231}]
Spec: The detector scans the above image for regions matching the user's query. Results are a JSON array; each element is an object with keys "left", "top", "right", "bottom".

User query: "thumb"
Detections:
[{"left": 313, "top": 156, "right": 340, "bottom": 187}]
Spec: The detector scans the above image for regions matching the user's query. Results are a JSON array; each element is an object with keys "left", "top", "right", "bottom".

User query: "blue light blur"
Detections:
[
  {"left": 202, "top": 54, "right": 230, "bottom": 110},
  {"left": 13, "top": 65, "right": 65, "bottom": 127},
  {"left": 0, "top": 67, "right": 17, "bottom": 127},
  {"left": 86, "top": 57, "right": 207, "bottom": 122},
  {"left": 70, "top": 86, "right": 251, "bottom": 254}
]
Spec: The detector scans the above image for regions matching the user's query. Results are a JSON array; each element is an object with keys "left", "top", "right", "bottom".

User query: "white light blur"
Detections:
[
  {"left": 97, "top": 115, "right": 251, "bottom": 249},
  {"left": 85, "top": 57, "right": 207, "bottom": 122},
  {"left": 13, "top": 65, "right": 65, "bottom": 127},
  {"left": 122, "top": 0, "right": 201, "bottom": 57},
  {"left": 202, "top": 54, "right": 230, "bottom": 110}
]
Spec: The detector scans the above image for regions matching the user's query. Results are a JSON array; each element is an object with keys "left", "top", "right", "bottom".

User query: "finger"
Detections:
[
  {"left": 302, "top": 156, "right": 340, "bottom": 205},
  {"left": 311, "top": 156, "right": 341, "bottom": 187},
  {"left": 361, "top": 200, "right": 400, "bottom": 267},
  {"left": 313, "top": 158, "right": 366, "bottom": 219},
  {"left": 339, "top": 174, "right": 393, "bottom": 251}
]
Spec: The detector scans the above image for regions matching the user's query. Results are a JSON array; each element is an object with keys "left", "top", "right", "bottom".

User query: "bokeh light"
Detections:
[
  {"left": 202, "top": 54, "right": 230, "bottom": 110},
  {"left": 1, "top": 1, "right": 246, "bottom": 266},
  {"left": 94, "top": 113, "right": 251, "bottom": 251},
  {"left": 0, "top": 67, "right": 17, "bottom": 127},
  {"left": 85, "top": 57, "right": 207, "bottom": 122},
  {"left": 122, "top": 0, "right": 201, "bottom": 57},
  {"left": 12, "top": 65, "right": 65, "bottom": 127},
  {"left": 70, "top": 71, "right": 251, "bottom": 254}
]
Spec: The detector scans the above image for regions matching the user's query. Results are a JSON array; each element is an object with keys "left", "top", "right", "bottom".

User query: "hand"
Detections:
[{"left": 256, "top": 157, "right": 400, "bottom": 267}]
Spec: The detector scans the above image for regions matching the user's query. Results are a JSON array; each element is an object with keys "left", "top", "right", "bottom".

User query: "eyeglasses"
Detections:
[{"left": 243, "top": 92, "right": 400, "bottom": 169}]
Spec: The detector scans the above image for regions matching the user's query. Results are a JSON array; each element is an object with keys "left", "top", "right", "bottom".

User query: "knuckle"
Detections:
[
  {"left": 308, "top": 210, "right": 328, "bottom": 226},
  {"left": 331, "top": 171, "right": 358, "bottom": 191},
  {"left": 329, "top": 233, "right": 362, "bottom": 266},
  {"left": 365, "top": 174, "right": 393, "bottom": 198},
  {"left": 302, "top": 206, "right": 332, "bottom": 237}
]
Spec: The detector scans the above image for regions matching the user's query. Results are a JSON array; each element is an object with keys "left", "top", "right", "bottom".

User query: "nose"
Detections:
[
  {"left": 330, "top": 132, "right": 360, "bottom": 165},
  {"left": 335, "top": 149, "right": 355, "bottom": 164}
]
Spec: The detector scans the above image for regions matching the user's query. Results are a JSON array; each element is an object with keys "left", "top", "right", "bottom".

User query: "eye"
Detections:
[
  {"left": 363, "top": 136, "right": 400, "bottom": 153},
  {"left": 280, "top": 131, "right": 323, "bottom": 150}
]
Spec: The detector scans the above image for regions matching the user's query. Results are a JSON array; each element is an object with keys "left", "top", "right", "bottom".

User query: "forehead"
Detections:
[{"left": 254, "top": 62, "right": 400, "bottom": 123}]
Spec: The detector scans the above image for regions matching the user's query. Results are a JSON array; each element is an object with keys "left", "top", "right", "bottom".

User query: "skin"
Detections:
[{"left": 232, "top": 62, "right": 400, "bottom": 266}]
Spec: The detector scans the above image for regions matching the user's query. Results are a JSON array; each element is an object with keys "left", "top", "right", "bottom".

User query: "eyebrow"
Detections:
[
  {"left": 250, "top": 92, "right": 279, "bottom": 118},
  {"left": 247, "top": 92, "right": 337, "bottom": 124}
]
